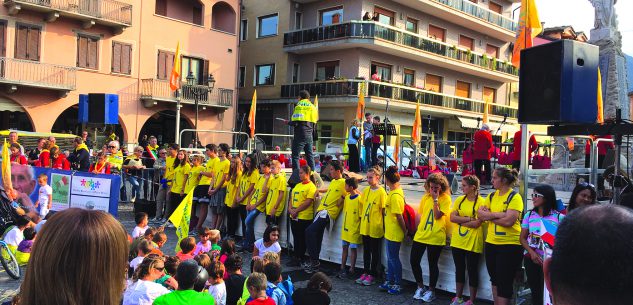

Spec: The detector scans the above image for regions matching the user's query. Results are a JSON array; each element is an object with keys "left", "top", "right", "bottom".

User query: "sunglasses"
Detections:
[
  {"left": 108, "top": 146, "right": 116, "bottom": 149},
  {"left": 154, "top": 266, "right": 165, "bottom": 272},
  {"left": 531, "top": 193, "right": 544, "bottom": 198}
]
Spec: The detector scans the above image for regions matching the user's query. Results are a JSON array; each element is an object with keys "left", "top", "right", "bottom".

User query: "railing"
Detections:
[
  {"left": 429, "top": 0, "right": 516, "bottom": 31},
  {"left": 283, "top": 21, "right": 518, "bottom": 76},
  {"left": 141, "top": 79, "right": 233, "bottom": 107},
  {"left": 0, "top": 57, "right": 77, "bottom": 90},
  {"left": 281, "top": 79, "right": 518, "bottom": 118},
  {"left": 7, "top": 0, "right": 133, "bottom": 25}
]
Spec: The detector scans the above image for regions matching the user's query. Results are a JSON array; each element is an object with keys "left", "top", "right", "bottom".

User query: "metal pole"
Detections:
[
  {"left": 195, "top": 96, "right": 199, "bottom": 149},
  {"left": 383, "top": 99, "right": 389, "bottom": 184},
  {"left": 175, "top": 89, "right": 181, "bottom": 145},
  {"left": 520, "top": 124, "right": 529, "bottom": 212}
]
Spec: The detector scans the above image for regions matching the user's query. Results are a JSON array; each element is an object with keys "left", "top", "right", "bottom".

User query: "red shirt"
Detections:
[
  {"left": 37, "top": 151, "right": 50, "bottom": 167},
  {"left": 89, "top": 162, "right": 112, "bottom": 174},
  {"left": 473, "top": 130, "right": 493, "bottom": 160},
  {"left": 246, "top": 297, "right": 276, "bottom": 305},
  {"left": 512, "top": 130, "right": 538, "bottom": 161},
  {"left": 10, "top": 154, "right": 27, "bottom": 165},
  {"left": 51, "top": 155, "right": 70, "bottom": 170},
  {"left": 584, "top": 135, "right": 614, "bottom": 156}
]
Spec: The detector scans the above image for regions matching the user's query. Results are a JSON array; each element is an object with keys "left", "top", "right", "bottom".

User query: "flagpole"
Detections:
[{"left": 175, "top": 89, "right": 181, "bottom": 145}]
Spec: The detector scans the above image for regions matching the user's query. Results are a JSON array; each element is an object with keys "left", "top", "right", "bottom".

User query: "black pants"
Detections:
[
  {"left": 226, "top": 206, "right": 240, "bottom": 238},
  {"left": 524, "top": 256, "right": 543, "bottom": 305},
  {"left": 166, "top": 192, "right": 184, "bottom": 220},
  {"left": 410, "top": 241, "right": 443, "bottom": 287},
  {"left": 371, "top": 144, "right": 380, "bottom": 166},
  {"left": 485, "top": 243, "right": 523, "bottom": 299},
  {"left": 306, "top": 216, "right": 329, "bottom": 261},
  {"left": 452, "top": 247, "right": 481, "bottom": 287},
  {"left": 348, "top": 144, "right": 360, "bottom": 172},
  {"left": 474, "top": 159, "right": 491, "bottom": 184},
  {"left": 362, "top": 235, "right": 382, "bottom": 276},
  {"left": 364, "top": 142, "right": 372, "bottom": 170},
  {"left": 265, "top": 215, "right": 279, "bottom": 226},
  {"left": 291, "top": 219, "right": 311, "bottom": 260},
  {"left": 238, "top": 205, "right": 247, "bottom": 238}
]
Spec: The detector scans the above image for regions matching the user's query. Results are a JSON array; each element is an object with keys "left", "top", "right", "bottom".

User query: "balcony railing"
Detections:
[
  {"left": 429, "top": 0, "right": 516, "bottom": 31},
  {"left": 284, "top": 21, "right": 518, "bottom": 76},
  {"left": 141, "top": 79, "right": 233, "bottom": 108},
  {"left": 0, "top": 57, "right": 76, "bottom": 91},
  {"left": 6, "top": 0, "right": 133, "bottom": 26},
  {"left": 280, "top": 79, "right": 517, "bottom": 118}
]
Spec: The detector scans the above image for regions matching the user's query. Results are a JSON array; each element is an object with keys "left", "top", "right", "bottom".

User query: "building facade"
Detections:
[
  {"left": 0, "top": 0, "right": 239, "bottom": 146},
  {"left": 239, "top": 0, "right": 520, "bottom": 153}
]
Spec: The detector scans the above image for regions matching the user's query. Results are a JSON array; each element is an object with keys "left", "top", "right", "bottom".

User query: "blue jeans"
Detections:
[
  {"left": 244, "top": 209, "right": 261, "bottom": 246},
  {"left": 291, "top": 134, "right": 315, "bottom": 172},
  {"left": 306, "top": 215, "right": 329, "bottom": 261},
  {"left": 364, "top": 142, "right": 372, "bottom": 171},
  {"left": 386, "top": 240, "right": 402, "bottom": 285},
  {"left": 128, "top": 176, "right": 141, "bottom": 200}
]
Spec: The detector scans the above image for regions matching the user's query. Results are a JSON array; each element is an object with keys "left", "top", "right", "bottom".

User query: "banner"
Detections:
[{"left": 0, "top": 163, "right": 121, "bottom": 216}]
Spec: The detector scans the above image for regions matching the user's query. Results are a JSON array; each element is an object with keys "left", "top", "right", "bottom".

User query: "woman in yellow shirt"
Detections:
[
  {"left": 357, "top": 166, "right": 386, "bottom": 286},
  {"left": 410, "top": 173, "right": 451, "bottom": 302},
  {"left": 224, "top": 155, "right": 242, "bottom": 239},
  {"left": 236, "top": 154, "right": 259, "bottom": 248},
  {"left": 380, "top": 166, "right": 407, "bottom": 295},
  {"left": 245, "top": 159, "right": 272, "bottom": 250},
  {"left": 208, "top": 143, "right": 231, "bottom": 231},
  {"left": 166, "top": 150, "right": 190, "bottom": 221},
  {"left": 449, "top": 175, "right": 484, "bottom": 305},
  {"left": 265, "top": 160, "right": 287, "bottom": 226},
  {"left": 288, "top": 165, "right": 316, "bottom": 266},
  {"left": 477, "top": 167, "right": 524, "bottom": 305}
]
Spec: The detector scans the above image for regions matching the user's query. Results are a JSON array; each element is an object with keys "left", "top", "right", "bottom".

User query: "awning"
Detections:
[
  {"left": 457, "top": 117, "right": 519, "bottom": 134},
  {"left": 0, "top": 99, "right": 25, "bottom": 112}
]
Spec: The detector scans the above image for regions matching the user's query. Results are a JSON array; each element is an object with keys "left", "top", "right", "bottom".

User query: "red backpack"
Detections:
[{"left": 403, "top": 203, "right": 417, "bottom": 237}]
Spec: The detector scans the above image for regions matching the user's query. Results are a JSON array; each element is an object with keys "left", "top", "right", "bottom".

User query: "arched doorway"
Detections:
[
  {"left": 0, "top": 97, "right": 33, "bottom": 131},
  {"left": 139, "top": 110, "right": 193, "bottom": 146}
]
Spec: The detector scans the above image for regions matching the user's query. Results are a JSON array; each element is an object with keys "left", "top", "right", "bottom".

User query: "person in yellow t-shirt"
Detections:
[
  {"left": 236, "top": 154, "right": 259, "bottom": 249},
  {"left": 208, "top": 143, "right": 231, "bottom": 231},
  {"left": 449, "top": 175, "right": 484, "bottom": 305},
  {"left": 477, "top": 167, "right": 523, "bottom": 305},
  {"left": 193, "top": 144, "right": 218, "bottom": 230},
  {"left": 338, "top": 177, "right": 362, "bottom": 279},
  {"left": 185, "top": 155, "right": 204, "bottom": 196},
  {"left": 265, "top": 160, "right": 287, "bottom": 226},
  {"left": 287, "top": 165, "right": 317, "bottom": 266},
  {"left": 357, "top": 166, "right": 386, "bottom": 286},
  {"left": 244, "top": 159, "right": 272, "bottom": 250},
  {"left": 224, "top": 155, "right": 243, "bottom": 239},
  {"left": 411, "top": 173, "right": 451, "bottom": 302},
  {"left": 380, "top": 166, "right": 407, "bottom": 294},
  {"left": 164, "top": 144, "right": 178, "bottom": 187},
  {"left": 305, "top": 161, "right": 347, "bottom": 273},
  {"left": 166, "top": 150, "right": 191, "bottom": 222}
]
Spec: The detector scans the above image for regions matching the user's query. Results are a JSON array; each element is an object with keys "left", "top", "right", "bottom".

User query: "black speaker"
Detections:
[
  {"left": 518, "top": 39, "right": 599, "bottom": 125},
  {"left": 87, "top": 93, "right": 119, "bottom": 124}
]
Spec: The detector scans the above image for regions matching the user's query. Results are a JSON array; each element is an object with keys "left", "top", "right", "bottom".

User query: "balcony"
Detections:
[
  {"left": 280, "top": 79, "right": 517, "bottom": 119},
  {"left": 141, "top": 79, "right": 233, "bottom": 110},
  {"left": 4, "top": 0, "right": 132, "bottom": 33},
  {"left": 283, "top": 21, "right": 518, "bottom": 83},
  {"left": 0, "top": 57, "right": 76, "bottom": 93}
]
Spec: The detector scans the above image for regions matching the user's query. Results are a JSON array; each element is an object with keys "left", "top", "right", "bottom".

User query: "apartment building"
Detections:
[
  {"left": 0, "top": 0, "right": 239, "bottom": 145},
  {"left": 239, "top": 0, "right": 520, "bottom": 151}
]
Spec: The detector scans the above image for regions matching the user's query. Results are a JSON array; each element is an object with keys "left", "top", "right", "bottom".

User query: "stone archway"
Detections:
[
  {"left": 0, "top": 96, "right": 34, "bottom": 131},
  {"left": 139, "top": 110, "right": 194, "bottom": 146}
]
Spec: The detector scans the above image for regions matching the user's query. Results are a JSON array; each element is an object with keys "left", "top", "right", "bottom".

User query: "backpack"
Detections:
[
  {"left": 403, "top": 204, "right": 417, "bottom": 237},
  {"left": 488, "top": 190, "right": 518, "bottom": 218},
  {"left": 278, "top": 275, "right": 294, "bottom": 305}
]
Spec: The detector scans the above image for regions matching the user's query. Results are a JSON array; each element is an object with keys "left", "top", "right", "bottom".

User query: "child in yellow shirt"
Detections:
[
  {"left": 288, "top": 165, "right": 316, "bottom": 266},
  {"left": 265, "top": 160, "right": 287, "bottom": 225},
  {"left": 244, "top": 159, "right": 272, "bottom": 250},
  {"left": 225, "top": 156, "right": 243, "bottom": 239},
  {"left": 357, "top": 166, "right": 386, "bottom": 286},
  {"left": 338, "top": 177, "right": 362, "bottom": 279}
]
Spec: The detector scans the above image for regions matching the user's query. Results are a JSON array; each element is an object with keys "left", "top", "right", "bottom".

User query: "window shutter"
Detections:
[
  {"left": 88, "top": 37, "right": 98, "bottom": 69},
  {"left": 112, "top": 42, "right": 122, "bottom": 73},
  {"left": 27, "top": 27, "right": 40, "bottom": 61},
  {"left": 0, "top": 22, "right": 6, "bottom": 57},
  {"left": 166, "top": 53, "right": 175, "bottom": 78},
  {"left": 157, "top": 50, "right": 166, "bottom": 79},
  {"left": 455, "top": 81, "right": 471, "bottom": 98},
  {"left": 202, "top": 59, "right": 209, "bottom": 84},
  {"left": 15, "top": 25, "right": 28, "bottom": 60},
  {"left": 78, "top": 36, "right": 88, "bottom": 67},
  {"left": 122, "top": 44, "right": 131, "bottom": 74}
]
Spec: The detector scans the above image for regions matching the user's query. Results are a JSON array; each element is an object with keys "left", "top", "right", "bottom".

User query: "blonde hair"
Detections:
[
  {"left": 262, "top": 251, "right": 280, "bottom": 265},
  {"left": 367, "top": 165, "right": 382, "bottom": 177},
  {"left": 270, "top": 160, "right": 281, "bottom": 168},
  {"left": 209, "top": 229, "right": 221, "bottom": 244},
  {"left": 246, "top": 272, "right": 267, "bottom": 292}
]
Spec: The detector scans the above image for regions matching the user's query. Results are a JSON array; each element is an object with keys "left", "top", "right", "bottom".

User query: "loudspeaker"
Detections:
[
  {"left": 87, "top": 93, "right": 119, "bottom": 124},
  {"left": 518, "top": 39, "right": 599, "bottom": 125},
  {"left": 78, "top": 94, "right": 89, "bottom": 123}
]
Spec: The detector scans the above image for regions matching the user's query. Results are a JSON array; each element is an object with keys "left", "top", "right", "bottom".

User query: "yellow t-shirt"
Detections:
[
  {"left": 341, "top": 194, "right": 363, "bottom": 244},
  {"left": 450, "top": 195, "right": 485, "bottom": 253},
  {"left": 250, "top": 174, "right": 272, "bottom": 212},
  {"left": 316, "top": 178, "right": 347, "bottom": 220},
  {"left": 266, "top": 173, "right": 288, "bottom": 217},
  {"left": 238, "top": 169, "right": 260, "bottom": 206},
  {"left": 198, "top": 157, "right": 218, "bottom": 186},
  {"left": 384, "top": 188, "right": 406, "bottom": 242},
  {"left": 225, "top": 171, "right": 242, "bottom": 208},
  {"left": 164, "top": 156, "right": 175, "bottom": 181},
  {"left": 170, "top": 163, "right": 191, "bottom": 194},
  {"left": 213, "top": 158, "right": 231, "bottom": 189},
  {"left": 291, "top": 181, "right": 317, "bottom": 221},
  {"left": 484, "top": 190, "right": 524, "bottom": 245},
  {"left": 413, "top": 193, "right": 451, "bottom": 246},
  {"left": 185, "top": 165, "right": 205, "bottom": 194},
  {"left": 360, "top": 186, "right": 386, "bottom": 239}
]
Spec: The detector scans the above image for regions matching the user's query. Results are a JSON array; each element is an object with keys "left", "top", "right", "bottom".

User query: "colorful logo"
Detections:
[{"left": 80, "top": 178, "right": 102, "bottom": 191}]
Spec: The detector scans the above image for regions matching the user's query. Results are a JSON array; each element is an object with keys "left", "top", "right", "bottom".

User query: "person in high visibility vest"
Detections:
[
  {"left": 286, "top": 90, "right": 318, "bottom": 175},
  {"left": 106, "top": 140, "right": 124, "bottom": 175}
]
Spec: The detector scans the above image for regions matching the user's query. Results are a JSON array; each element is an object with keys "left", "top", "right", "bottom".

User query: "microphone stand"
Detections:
[{"left": 492, "top": 114, "right": 508, "bottom": 171}]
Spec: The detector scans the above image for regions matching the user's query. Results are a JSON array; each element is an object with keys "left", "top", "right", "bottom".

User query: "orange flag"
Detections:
[
  {"left": 248, "top": 90, "right": 257, "bottom": 138},
  {"left": 356, "top": 83, "right": 365, "bottom": 120},
  {"left": 429, "top": 133, "right": 436, "bottom": 171},
  {"left": 511, "top": 0, "right": 542, "bottom": 67},
  {"left": 394, "top": 134, "right": 401, "bottom": 165},
  {"left": 412, "top": 100, "right": 421, "bottom": 145},
  {"left": 169, "top": 42, "right": 182, "bottom": 91},
  {"left": 597, "top": 68, "right": 604, "bottom": 124},
  {"left": 314, "top": 95, "right": 319, "bottom": 121}
]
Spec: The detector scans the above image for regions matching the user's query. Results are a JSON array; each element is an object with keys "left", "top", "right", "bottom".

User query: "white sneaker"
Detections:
[
  {"left": 422, "top": 290, "right": 436, "bottom": 302},
  {"left": 413, "top": 287, "right": 428, "bottom": 300}
]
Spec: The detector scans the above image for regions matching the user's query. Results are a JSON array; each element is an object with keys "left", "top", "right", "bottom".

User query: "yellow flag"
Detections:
[
  {"left": 169, "top": 42, "right": 182, "bottom": 91},
  {"left": 248, "top": 90, "right": 257, "bottom": 138},
  {"left": 1, "top": 139, "right": 12, "bottom": 192},
  {"left": 169, "top": 190, "right": 194, "bottom": 252},
  {"left": 597, "top": 68, "right": 604, "bottom": 124},
  {"left": 482, "top": 101, "right": 490, "bottom": 124},
  {"left": 412, "top": 101, "right": 421, "bottom": 145},
  {"left": 429, "top": 133, "right": 436, "bottom": 171},
  {"left": 343, "top": 127, "right": 349, "bottom": 154},
  {"left": 511, "top": 0, "right": 542, "bottom": 67},
  {"left": 314, "top": 95, "right": 319, "bottom": 121},
  {"left": 357, "top": 83, "right": 365, "bottom": 120}
]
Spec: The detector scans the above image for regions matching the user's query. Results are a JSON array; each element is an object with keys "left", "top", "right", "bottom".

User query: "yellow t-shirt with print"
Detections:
[
  {"left": 238, "top": 169, "right": 260, "bottom": 206},
  {"left": 316, "top": 178, "right": 347, "bottom": 220},
  {"left": 198, "top": 157, "right": 218, "bottom": 186},
  {"left": 266, "top": 173, "right": 288, "bottom": 217},
  {"left": 341, "top": 194, "right": 363, "bottom": 244},
  {"left": 185, "top": 165, "right": 204, "bottom": 194},
  {"left": 384, "top": 188, "right": 406, "bottom": 243},
  {"left": 213, "top": 158, "right": 231, "bottom": 189},
  {"left": 164, "top": 156, "right": 175, "bottom": 181},
  {"left": 291, "top": 181, "right": 317, "bottom": 221},
  {"left": 450, "top": 195, "right": 485, "bottom": 253},
  {"left": 413, "top": 193, "right": 451, "bottom": 246},
  {"left": 360, "top": 186, "right": 386, "bottom": 239},
  {"left": 225, "top": 171, "right": 242, "bottom": 208},
  {"left": 484, "top": 190, "right": 523, "bottom": 245},
  {"left": 250, "top": 174, "right": 272, "bottom": 212},
  {"left": 171, "top": 163, "right": 191, "bottom": 194}
]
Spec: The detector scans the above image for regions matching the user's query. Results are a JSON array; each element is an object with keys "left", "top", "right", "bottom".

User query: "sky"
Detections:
[{"left": 513, "top": 0, "right": 633, "bottom": 55}]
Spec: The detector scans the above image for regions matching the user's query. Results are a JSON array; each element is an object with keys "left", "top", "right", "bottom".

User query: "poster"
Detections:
[
  {"left": 70, "top": 176, "right": 112, "bottom": 197},
  {"left": 51, "top": 173, "right": 71, "bottom": 211},
  {"left": 70, "top": 195, "right": 110, "bottom": 212}
]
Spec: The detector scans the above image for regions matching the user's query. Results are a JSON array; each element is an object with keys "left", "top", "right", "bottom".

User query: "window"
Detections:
[
  {"left": 319, "top": 6, "right": 343, "bottom": 26},
  {"left": 238, "top": 66, "right": 245, "bottom": 88},
  {"left": 486, "top": 44, "right": 499, "bottom": 58},
  {"left": 0, "top": 21, "right": 6, "bottom": 57},
  {"left": 77, "top": 34, "right": 99, "bottom": 69},
  {"left": 371, "top": 62, "right": 392, "bottom": 81},
  {"left": 428, "top": 24, "right": 446, "bottom": 42},
  {"left": 295, "top": 12, "right": 302, "bottom": 30},
  {"left": 316, "top": 61, "right": 339, "bottom": 81},
  {"left": 455, "top": 80, "right": 471, "bottom": 98},
  {"left": 489, "top": 2, "right": 502, "bottom": 14},
  {"left": 111, "top": 42, "right": 132, "bottom": 74},
  {"left": 211, "top": 2, "right": 236, "bottom": 33},
  {"left": 425, "top": 74, "right": 442, "bottom": 92},
  {"left": 181, "top": 56, "right": 208, "bottom": 85},
  {"left": 15, "top": 23, "right": 40, "bottom": 61},
  {"left": 156, "top": 0, "right": 203, "bottom": 26},
  {"left": 240, "top": 20, "right": 248, "bottom": 41},
  {"left": 405, "top": 18, "right": 418, "bottom": 33},
  {"left": 157, "top": 50, "right": 175, "bottom": 80},
  {"left": 292, "top": 63, "right": 300, "bottom": 83},
  {"left": 258, "top": 14, "right": 278, "bottom": 38},
  {"left": 483, "top": 87, "right": 496, "bottom": 104},
  {"left": 459, "top": 35, "right": 474, "bottom": 51},
  {"left": 255, "top": 64, "right": 275, "bottom": 86},
  {"left": 374, "top": 7, "right": 395, "bottom": 25},
  {"left": 404, "top": 69, "right": 415, "bottom": 87}
]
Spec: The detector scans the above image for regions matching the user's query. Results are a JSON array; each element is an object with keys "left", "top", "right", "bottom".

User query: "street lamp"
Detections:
[{"left": 186, "top": 71, "right": 216, "bottom": 148}]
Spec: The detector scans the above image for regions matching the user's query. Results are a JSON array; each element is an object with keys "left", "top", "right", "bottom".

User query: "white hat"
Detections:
[{"left": 481, "top": 123, "right": 490, "bottom": 131}]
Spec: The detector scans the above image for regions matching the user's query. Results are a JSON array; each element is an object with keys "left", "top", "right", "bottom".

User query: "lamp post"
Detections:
[{"left": 186, "top": 71, "right": 216, "bottom": 148}]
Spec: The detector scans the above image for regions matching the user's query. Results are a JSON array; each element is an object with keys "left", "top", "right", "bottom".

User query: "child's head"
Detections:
[
  {"left": 260, "top": 159, "right": 271, "bottom": 174},
  {"left": 164, "top": 255, "right": 181, "bottom": 276},
  {"left": 23, "top": 227, "right": 36, "bottom": 241},
  {"left": 206, "top": 144, "right": 218, "bottom": 157},
  {"left": 220, "top": 239, "right": 236, "bottom": 256},
  {"left": 307, "top": 272, "right": 333, "bottom": 293},
  {"left": 194, "top": 253, "right": 211, "bottom": 270},
  {"left": 270, "top": 160, "right": 281, "bottom": 174},
  {"left": 345, "top": 177, "right": 358, "bottom": 193},
  {"left": 179, "top": 237, "right": 196, "bottom": 255},
  {"left": 37, "top": 173, "right": 48, "bottom": 186},
  {"left": 366, "top": 166, "right": 382, "bottom": 187},
  {"left": 246, "top": 272, "right": 267, "bottom": 297},
  {"left": 134, "top": 212, "right": 148, "bottom": 227},
  {"left": 225, "top": 254, "right": 243, "bottom": 274},
  {"left": 197, "top": 227, "right": 211, "bottom": 243},
  {"left": 143, "top": 227, "right": 158, "bottom": 242},
  {"left": 209, "top": 229, "right": 221, "bottom": 244},
  {"left": 262, "top": 251, "right": 280, "bottom": 265},
  {"left": 263, "top": 225, "right": 280, "bottom": 244},
  {"left": 218, "top": 143, "right": 230, "bottom": 158},
  {"left": 208, "top": 260, "right": 226, "bottom": 281},
  {"left": 251, "top": 257, "right": 265, "bottom": 273},
  {"left": 152, "top": 232, "right": 167, "bottom": 248},
  {"left": 263, "top": 262, "right": 282, "bottom": 284},
  {"left": 16, "top": 216, "right": 30, "bottom": 230},
  {"left": 137, "top": 239, "right": 154, "bottom": 256}
]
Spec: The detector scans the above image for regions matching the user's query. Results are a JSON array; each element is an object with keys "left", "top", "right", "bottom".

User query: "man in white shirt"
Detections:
[{"left": 4, "top": 216, "right": 30, "bottom": 250}]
